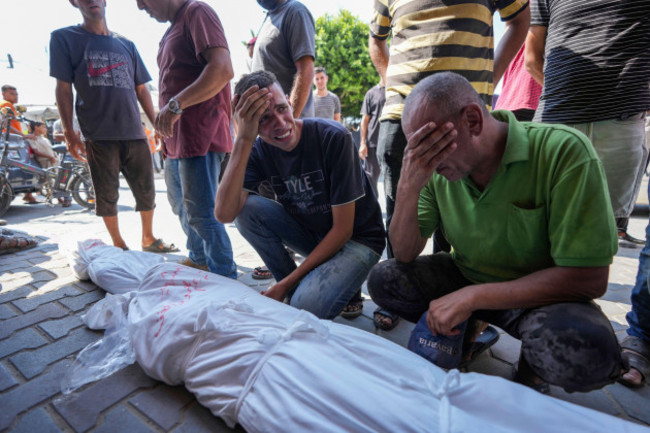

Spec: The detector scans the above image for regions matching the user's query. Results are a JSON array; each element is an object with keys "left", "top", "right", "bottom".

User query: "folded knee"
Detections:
[
  {"left": 522, "top": 314, "right": 623, "bottom": 392},
  {"left": 290, "top": 291, "right": 333, "bottom": 320},
  {"left": 367, "top": 259, "right": 397, "bottom": 300}
]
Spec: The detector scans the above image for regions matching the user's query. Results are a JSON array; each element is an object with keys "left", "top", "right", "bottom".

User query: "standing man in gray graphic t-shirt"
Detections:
[
  {"left": 252, "top": 0, "right": 315, "bottom": 118},
  {"left": 313, "top": 67, "right": 341, "bottom": 122}
]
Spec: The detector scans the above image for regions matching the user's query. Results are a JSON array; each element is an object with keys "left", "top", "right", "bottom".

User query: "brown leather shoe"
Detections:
[
  {"left": 178, "top": 257, "right": 209, "bottom": 272},
  {"left": 618, "top": 229, "right": 645, "bottom": 245}
]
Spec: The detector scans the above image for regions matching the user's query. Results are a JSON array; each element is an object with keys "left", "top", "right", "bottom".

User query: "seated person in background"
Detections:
[
  {"left": 367, "top": 72, "right": 625, "bottom": 393},
  {"left": 27, "top": 120, "right": 72, "bottom": 207},
  {"left": 27, "top": 121, "right": 57, "bottom": 168},
  {"left": 215, "top": 71, "right": 385, "bottom": 320}
]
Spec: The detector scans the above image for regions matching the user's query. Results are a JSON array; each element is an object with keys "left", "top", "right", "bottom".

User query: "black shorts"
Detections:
[{"left": 85, "top": 139, "right": 155, "bottom": 217}]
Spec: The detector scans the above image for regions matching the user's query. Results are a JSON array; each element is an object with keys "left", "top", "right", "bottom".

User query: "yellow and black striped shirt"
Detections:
[{"left": 370, "top": 0, "right": 529, "bottom": 121}]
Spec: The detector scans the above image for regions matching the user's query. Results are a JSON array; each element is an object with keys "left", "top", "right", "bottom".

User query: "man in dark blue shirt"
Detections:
[{"left": 216, "top": 71, "right": 385, "bottom": 320}]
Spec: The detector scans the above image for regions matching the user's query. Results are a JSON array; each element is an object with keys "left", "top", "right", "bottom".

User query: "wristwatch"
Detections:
[{"left": 168, "top": 97, "right": 183, "bottom": 115}]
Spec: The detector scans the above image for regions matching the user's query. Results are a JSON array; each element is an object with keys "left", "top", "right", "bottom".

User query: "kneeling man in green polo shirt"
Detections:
[{"left": 368, "top": 72, "right": 626, "bottom": 393}]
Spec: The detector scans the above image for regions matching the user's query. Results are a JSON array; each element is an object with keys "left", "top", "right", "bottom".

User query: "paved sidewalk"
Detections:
[{"left": 1, "top": 174, "right": 650, "bottom": 432}]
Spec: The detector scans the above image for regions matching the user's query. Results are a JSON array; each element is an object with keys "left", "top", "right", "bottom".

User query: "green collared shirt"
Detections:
[{"left": 418, "top": 110, "right": 618, "bottom": 284}]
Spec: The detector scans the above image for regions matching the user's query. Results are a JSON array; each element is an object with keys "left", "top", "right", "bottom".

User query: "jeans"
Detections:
[
  {"left": 175, "top": 152, "right": 237, "bottom": 278},
  {"left": 164, "top": 158, "right": 206, "bottom": 266},
  {"left": 235, "top": 195, "right": 380, "bottom": 319},
  {"left": 368, "top": 254, "right": 624, "bottom": 392},
  {"left": 626, "top": 181, "right": 650, "bottom": 342}
]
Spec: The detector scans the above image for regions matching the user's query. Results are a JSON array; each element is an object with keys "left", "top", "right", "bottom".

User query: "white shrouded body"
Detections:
[{"left": 69, "top": 240, "right": 647, "bottom": 433}]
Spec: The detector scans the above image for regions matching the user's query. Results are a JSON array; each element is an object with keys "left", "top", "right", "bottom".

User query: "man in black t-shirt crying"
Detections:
[{"left": 216, "top": 71, "right": 385, "bottom": 320}]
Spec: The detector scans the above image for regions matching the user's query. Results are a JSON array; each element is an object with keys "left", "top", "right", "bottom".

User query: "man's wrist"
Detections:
[
  {"left": 168, "top": 97, "right": 184, "bottom": 114},
  {"left": 285, "top": 267, "right": 306, "bottom": 288},
  {"left": 234, "top": 134, "right": 256, "bottom": 149},
  {"left": 462, "top": 283, "right": 487, "bottom": 311},
  {"left": 396, "top": 181, "right": 422, "bottom": 200}
]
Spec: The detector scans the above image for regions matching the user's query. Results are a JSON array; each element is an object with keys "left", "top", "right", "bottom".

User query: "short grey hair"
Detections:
[{"left": 403, "top": 72, "right": 487, "bottom": 123}]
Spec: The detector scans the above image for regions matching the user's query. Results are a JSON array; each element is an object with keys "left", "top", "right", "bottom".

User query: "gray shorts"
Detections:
[{"left": 568, "top": 112, "right": 648, "bottom": 218}]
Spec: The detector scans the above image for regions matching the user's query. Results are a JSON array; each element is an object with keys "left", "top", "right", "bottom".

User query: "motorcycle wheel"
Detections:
[
  {"left": 0, "top": 176, "right": 13, "bottom": 217},
  {"left": 70, "top": 173, "right": 95, "bottom": 209}
]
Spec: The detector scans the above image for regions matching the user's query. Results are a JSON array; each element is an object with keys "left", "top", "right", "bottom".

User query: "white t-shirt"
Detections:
[{"left": 28, "top": 136, "right": 56, "bottom": 168}]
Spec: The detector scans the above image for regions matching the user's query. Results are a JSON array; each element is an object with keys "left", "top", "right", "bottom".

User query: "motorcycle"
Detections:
[{"left": 0, "top": 107, "right": 95, "bottom": 216}]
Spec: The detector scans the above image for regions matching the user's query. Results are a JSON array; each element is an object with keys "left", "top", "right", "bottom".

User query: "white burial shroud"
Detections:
[{"left": 66, "top": 240, "right": 647, "bottom": 433}]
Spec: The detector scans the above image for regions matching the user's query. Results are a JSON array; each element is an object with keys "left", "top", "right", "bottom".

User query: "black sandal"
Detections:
[
  {"left": 340, "top": 300, "right": 363, "bottom": 319},
  {"left": 619, "top": 335, "right": 650, "bottom": 387},
  {"left": 142, "top": 238, "right": 179, "bottom": 253},
  {"left": 373, "top": 308, "right": 400, "bottom": 331},
  {"left": 252, "top": 266, "right": 273, "bottom": 280},
  {"left": 459, "top": 324, "right": 499, "bottom": 369}
]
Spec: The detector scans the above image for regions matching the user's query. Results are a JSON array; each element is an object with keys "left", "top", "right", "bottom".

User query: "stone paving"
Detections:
[{"left": 1, "top": 174, "right": 650, "bottom": 432}]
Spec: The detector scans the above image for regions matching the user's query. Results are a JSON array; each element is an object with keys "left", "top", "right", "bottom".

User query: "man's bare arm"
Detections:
[
  {"left": 214, "top": 143, "right": 250, "bottom": 224},
  {"left": 290, "top": 55, "right": 314, "bottom": 118},
  {"left": 55, "top": 79, "right": 86, "bottom": 161},
  {"left": 427, "top": 265, "right": 609, "bottom": 336},
  {"left": 390, "top": 122, "right": 458, "bottom": 262},
  {"left": 525, "top": 25, "right": 547, "bottom": 86},
  {"left": 369, "top": 36, "right": 389, "bottom": 85},
  {"left": 157, "top": 47, "right": 233, "bottom": 137},
  {"left": 135, "top": 83, "right": 156, "bottom": 126},
  {"left": 215, "top": 86, "right": 271, "bottom": 223},
  {"left": 493, "top": 7, "right": 530, "bottom": 86},
  {"left": 359, "top": 114, "right": 370, "bottom": 160},
  {"left": 391, "top": 182, "right": 429, "bottom": 262},
  {"left": 171, "top": 46, "right": 233, "bottom": 109}
]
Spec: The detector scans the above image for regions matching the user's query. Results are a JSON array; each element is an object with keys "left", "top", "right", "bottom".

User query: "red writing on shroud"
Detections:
[{"left": 154, "top": 267, "right": 209, "bottom": 338}]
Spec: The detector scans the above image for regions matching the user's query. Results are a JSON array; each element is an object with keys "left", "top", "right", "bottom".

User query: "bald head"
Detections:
[{"left": 403, "top": 72, "right": 487, "bottom": 128}]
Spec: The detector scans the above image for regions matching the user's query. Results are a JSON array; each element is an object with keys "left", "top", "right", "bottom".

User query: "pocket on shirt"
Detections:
[{"left": 507, "top": 204, "right": 549, "bottom": 261}]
